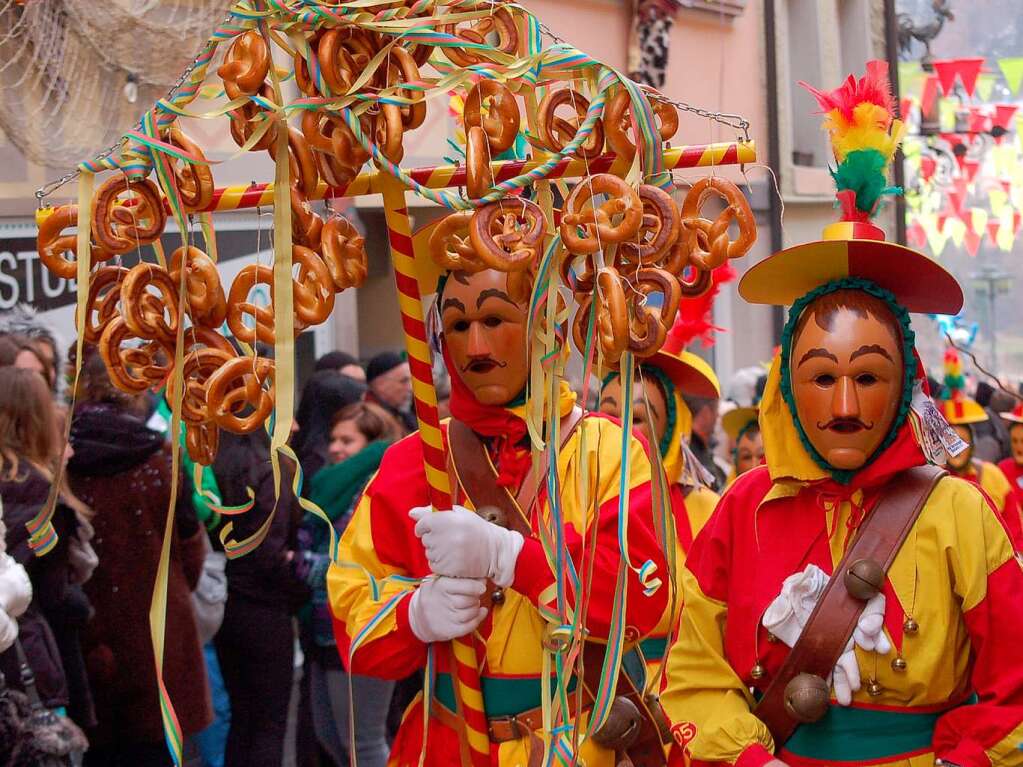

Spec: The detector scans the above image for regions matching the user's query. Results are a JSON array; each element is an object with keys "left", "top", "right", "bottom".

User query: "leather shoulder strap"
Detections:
[
  {"left": 752, "top": 464, "right": 947, "bottom": 747},
  {"left": 448, "top": 409, "right": 583, "bottom": 539}
]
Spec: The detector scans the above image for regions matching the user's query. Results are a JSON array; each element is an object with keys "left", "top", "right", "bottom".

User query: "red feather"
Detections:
[
  {"left": 669, "top": 263, "right": 737, "bottom": 348},
  {"left": 799, "top": 59, "right": 895, "bottom": 122}
]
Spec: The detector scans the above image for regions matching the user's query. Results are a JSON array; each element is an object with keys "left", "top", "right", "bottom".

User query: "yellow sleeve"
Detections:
[{"left": 660, "top": 565, "right": 774, "bottom": 763}]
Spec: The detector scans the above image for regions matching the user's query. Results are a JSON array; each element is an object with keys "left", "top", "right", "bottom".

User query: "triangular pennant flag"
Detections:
[
  {"left": 921, "top": 155, "right": 937, "bottom": 182},
  {"left": 908, "top": 219, "right": 928, "bottom": 249},
  {"left": 956, "top": 58, "right": 986, "bottom": 97},
  {"left": 976, "top": 72, "right": 997, "bottom": 102},
  {"left": 938, "top": 210, "right": 951, "bottom": 232},
  {"left": 964, "top": 227, "right": 982, "bottom": 257},
  {"left": 987, "top": 219, "right": 1001, "bottom": 247},
  {"left": 990, "top": 187, "right": 1009, "bottom": 216},
  {"left": 1001, "top": 178, "right": 1013, "bottom": 196},
  {"left": 997, "top": 220, "right": 1015, "bottom": 252},
  {"left": 998, "top": 56, "right": 1023, "bottom": 95},
  {"left": 955, "top": 152, "right": 967, "bottom": 172},
  {"left": 947, "top": 217, "right": 967, "bottom": 248},
  {"left": 962, "top": 158, "right": 981, "bottom": 183},
  {"left": 992, "top": 103, "right": 1018, "bottom": 144},
  {"left": 948, "top": 187, "right": 966, "bottom": 216},
  {"left": 969, "top": 106, "right": 989, "bottom": 134},
  {"left": 921, "top": 75, "right": 939, "bottom": 118},
  {"left": 1014, "top": 211, "right": 1022, "bottom": 235},
  {"left": 939, "top": 99, "right": 958, "bottom": 132},
  {"left": 970, "top": 207, "right": 989, "bottom": 235},
  {"left": 900, "top": 97, "right": 913, "bottom": 120},
  {"left": 932, "top": 60, "right": 960, "bottom": 96}
]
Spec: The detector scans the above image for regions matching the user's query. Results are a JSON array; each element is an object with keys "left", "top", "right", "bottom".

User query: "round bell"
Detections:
[
  {"left": 891, "top": 656, "right": 907, "bottom": 671},
  {"left": 490, "top": 588, "right": 505, "bottom": 605},
  {"left": 903, "top": 617, "right": 919, "bottom": 634},
  {"left": 750, "top": 663, "right": 766, "bottom": 681},
  {"left": 477, "top": 505, "right": 508, "bottom": 528},
  {"left": 867, "top": 679, "right": 883, "bottom": 697},
  {"left": 542, "top": 625, "right": 570, "bottom": 654},
  {"left": 783, "top": 673, "right": 829, "bottom": 723},
  {"left": 844, "top": 558, "right": 885, "bottom": 601}
]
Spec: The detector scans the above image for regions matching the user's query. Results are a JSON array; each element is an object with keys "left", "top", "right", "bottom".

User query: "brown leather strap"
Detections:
[{"left": 753, "top": 464, "right": 947, "bottom": 747}]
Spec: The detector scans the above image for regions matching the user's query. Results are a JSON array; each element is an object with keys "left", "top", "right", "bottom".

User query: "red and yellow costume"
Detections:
[{"left": 328, "top": 373, "right": 668, "bottom": 766}]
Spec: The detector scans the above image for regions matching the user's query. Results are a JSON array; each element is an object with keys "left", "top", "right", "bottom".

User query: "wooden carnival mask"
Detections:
[
  {"left": 599, "top": 375, "right": 669, "bottom": 449},
  {"left": 788, "top": 290, "right": 905, "bottom": 472},
  {"left": 947, "top": 423, "right": 975, "bottom": 471},
  {"left": 1011, "top": 423, "right": 1023, "bottom": 466},
  {"left": 440, "top": 268, "right": 529, "bottom": 406}
]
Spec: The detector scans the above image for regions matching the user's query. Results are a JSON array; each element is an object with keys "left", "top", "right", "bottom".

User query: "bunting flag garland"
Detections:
[{"left": 998, "top": 56, "right": 1023, "bottom": 96}]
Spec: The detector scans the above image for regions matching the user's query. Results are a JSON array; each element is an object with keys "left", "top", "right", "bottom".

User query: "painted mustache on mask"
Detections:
[
  {"left": 817, "top": 418, "right": 875, "bottom": 434},
  {"left": 462, "top": 357, "right": 508, "bottom": 373}
]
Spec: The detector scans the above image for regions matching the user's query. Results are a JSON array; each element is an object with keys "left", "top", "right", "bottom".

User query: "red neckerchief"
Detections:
[{"left": 444, "top": 348, "right": 531, "bottom": 488}]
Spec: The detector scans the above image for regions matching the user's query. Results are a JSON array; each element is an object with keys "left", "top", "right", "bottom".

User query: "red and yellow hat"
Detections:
[
  {"left": 648, "top": 317, "right": 720, "bottom": 399},
  {"left": 1000, "top": 402, "right": 1023, "bottom": 425},
  {"left": 941, "top": 346, "right": 987, "bottom": 425},
  {"left": 722, "top": 406, "right": 759, "bottom": 442},
  {"left": 738, "top": 61, "right": 963, "bottom": 316}
]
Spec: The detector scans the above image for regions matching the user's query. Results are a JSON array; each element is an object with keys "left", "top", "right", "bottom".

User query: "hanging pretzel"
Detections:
[
  {"left": 81, "top": 265, "right": 127, "bottom": 344},
  {"left": 267, "top": 127, "right": 320, "bottom": 199},
  {"left": 291, "top": 187, "right": 324, "bottom": 249},
  {"left": 226, "top": 264, "right": 277, "bottom": 346},
  {"left": 595, "top": 267, "right": 629, "bottom": 361},
  {"left": 186, "top": 420, "right": 220, "bottom": 466},
  {"left": 98, "top": 317, "right": 173, "bottom": 394},
  {"left": 294, "top": 30, "right": 327, "bottom": 96},
  {"left": 205, "top": 356, "right": 275, "bottom": 434},
  {"left": 37, "top": 205, "right": 110, "bottom": 280},
  {"left": 428, "top": 211, "right": 487, "bottom": 273},
  {"left": 617, "top": 184, "right": 681, "bottom": 265},
  {"left": 373, "top": 103, "right": 405, "bottom": 163},
  {"left": 469, "top": 198, "right": 546, "bottom": 272},
  {"left": 317, "top": 28, "right": 369, "bottom": 95},
  {"left": 465, "top": 126, "right": 494, "bottom": 199},
  {"left": 165, "top": 126, "right": 215, "bottom": 212},
  {"left": 121, "top": 263, "right": 180, "bottom": 343},
  {"left": 560, "top": 174, "right": 643, "bottom": 255},
  {"left": 169, "top": 246, "right": 227, "bottom": 328},
  {"left": 559, "top": 249, "right": 597, "bottom": 293},
  {"left": 603, "top": 89, "right": 679, "bottom": 161},
  {"left": 178, "top": 347, "right": 234, "bottom": 425},
  {"left": 679, "top": 177, "right": 756, "bottom": 270},
  {"left": 228, "top": 83, "right": 279, "bottom": 152},
  {"left": 91, "top": 176, "right": 167, "bottom": 254},
  {"left": 463, "top": 80, "right": 520, "bottom": 154},
  {"left": 385, "top": 46, "right": 426, "bottom": 130},
  {"left": 534, "top": 89, "right": 604, "bottom": 160},
  {"left": 292, "top": 245, "right": 336, "bottom": 326},
  {"left": 321, "top": 214, "right": 368, "bottom": 290},
  {"left": 628, "top": 267, "right": 681, "bottom": 358},
  {"left": 441, "top": 5, "right": 518, "bottom": 68},
  {"left": 218, "top": 30, "right": 271, "bottom": 100}
]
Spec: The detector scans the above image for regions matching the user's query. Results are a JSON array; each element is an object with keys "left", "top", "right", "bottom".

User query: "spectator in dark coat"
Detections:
[
  {"left": 67, "top": 349, "right": 211, "bottom": 767},
  {"left": 212, "top": 429, "right": 309, "bottom": 767},
  {"left": 314, "top": 350, "right": 366, "bottom": 383},
  {"left": 365, "top": 351, "right": 416, "bottom": 433},
  {"left": 293, "top": 370, "right": 366, "bottom": 489}
]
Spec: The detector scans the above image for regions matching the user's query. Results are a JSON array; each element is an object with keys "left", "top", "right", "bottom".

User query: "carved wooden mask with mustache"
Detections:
[
  {"left": 440, "top": 269, "right": 530, "bottom": 406},
  {"left": 789, "top": 292, "right": 904, "bottom": 471}
]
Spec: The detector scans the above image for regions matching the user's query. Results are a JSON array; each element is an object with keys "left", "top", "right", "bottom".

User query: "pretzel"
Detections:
[
  {"left": 534, "top": 89, "right": 604, "bottom": 159},
  {"left": 186, "top": 420, "right": 220, "bottom": 466},
  {"left": 267, "top": 126, "right": 319, "bottom": 199},
  {"left": 205, "top": 356, "right": 275, "bottom": 434},
  {"left": 628, "top": 267, "right": 680, "bottom": 358},
  {"left": 321, "top": 214, "right": 368, "bottom": 290},
  {"left": 560, "top": 174, "right": 643, "bottom": 255},
  {"left": 226, "top": 264, "right": 276, "bottom": 346},
  {"left": 98, "top": 317, "right": 173, "bottom": 394},
  {"left": 465, "top": 126, "right": 494, "bottom": 199},
  {"left": 294, "top": 31, "right": 327, "bottom": 96},
  {"left": 603, "top": 89, "right": 679, "bottom": 161},
  {"left": 469, "top": 199, "right": 545, "bottom": 272},
  {"left": 164, "top": 126, "right": 215, "bottom": 212},
  {"left": 679, "top": 177, "right": 756, "bottom": 270},
  {"left": 228, "top": 83, "right": 279, "bottom": 152},
  {"left": 385, "top": 46, "right": 426, "bottom": 130},
  {"left": 618, "top": 184, "right": 681, "bottom": 265},
  {"left": 301, "top": 110, "right": 368, "bottom": 187},
  {"left": 81, "top": 265, "right": 127, "bottom": 343},
  {"left": 169, "top": 246, "right": 227, "bottom": 328},
  {"left": 218, "top": 30, "right": 271, "bottom": 100},
  {"left": 463, "top": 80, "right": 520, "bottom": 154},
  {"left": 91, "top": 176, "right": 167, "bottom": 254},
  {"left": 184, "top": 325, "right": 235, "bottom": 355},
  {"left": 291, "top": 187, "right": 324, "bottom": 249},
  {"left": 506, "top": 269, "right": 535, "bottom": 305},
  {"left": 121, "top": 263, "right": 180, "bottom": 343},
  {"left": 559, "top": 249, "right": 597, "bottom": 292},
  {"left": 441, "top": 6, "right": 518, "bottom": 67},
  {"left": 328, "top": 113, "right": 372, "bottom": 181},
  {"left": 37, "top": 205, "right": 110, "bottom": 280},
  {"left": 595, "top": 267, "right": 629, "bottom": 361},
  {"left": 178, "top": 348, "right": 234, "bottom": 425},
  {"left": 373, "top": 103, "right": 405, "bottom": 163},
  {"left": 428, "top": 211, "right": 487, "bottom": 273},
  {"left": 317, "top": 28, "right": 368, "bottom": 95},
  {"left": 292, "top": 245, "right": 336, "bottom": 326}
]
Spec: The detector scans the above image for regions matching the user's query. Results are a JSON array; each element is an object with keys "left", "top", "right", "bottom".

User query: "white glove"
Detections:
[
  {"left": 0, "top": 553, "right": 32, "bottom": 619},
  {"left": 832, "top": 646, "right": 861, "bottom": 706},
  {"left": 0, "top": 609, "right": 17, "bottom": 654},
  {"left": 409, "top": 505, "right": 524, "bottom": 587},
  {"left": 852, "top": 593, "right": 891, "bottom": 655},
  {"left": 408, "top": 575, "right": 488, "bottom": 643}
]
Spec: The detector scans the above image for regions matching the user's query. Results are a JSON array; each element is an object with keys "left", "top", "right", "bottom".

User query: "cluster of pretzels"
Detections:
[
  {"left": 562, "top": 174, "right": 756, "bottom": 365},
  {"left": 37, "top": 167, "right": 368, "bottom": 465}
]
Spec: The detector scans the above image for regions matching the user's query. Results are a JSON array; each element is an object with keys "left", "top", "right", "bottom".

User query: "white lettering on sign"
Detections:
[
  {"left": 0, "top": 252, "right": 19, "bottom": 310},
  {"left": 0, "top": 249, "right": 76, "bottom": 310}
]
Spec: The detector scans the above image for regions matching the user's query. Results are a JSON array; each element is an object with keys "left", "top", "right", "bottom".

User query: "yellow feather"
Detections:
[{"left": 822, "top": 104, "right": 904, "bottom": 164}]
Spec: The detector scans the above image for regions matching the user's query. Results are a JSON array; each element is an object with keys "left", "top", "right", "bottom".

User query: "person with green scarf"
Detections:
[{"left": 294, "top": 401, "right": 403, "bottom": 767}]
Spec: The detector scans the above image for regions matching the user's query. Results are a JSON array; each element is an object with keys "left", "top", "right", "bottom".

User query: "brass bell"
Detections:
[
  {"left": 542, "top": 625, "right": 570, "bottom": 654},
  {"left": 867, "top": 679, "right": 883, "bottom": 697},
  {"left": 903, "top": 617, "right": 919, "bottom": 634},
  {"left": 844, "top": 558, "right": 885, "bottom": 601},
  {"left": 783, "top": 673, "right": 830, "bottom": 723},
  {"left": 490, "top": 588, "right": 505, "bottom": 605},
  {"left": 891, "top": 655, "right": 907, "bottom": 671},
  {"left": 477, "top": 505, "right": 508, "bottom": 528},
  {"left": 750, "top": 663, "right": 766, "bottom": 681}
]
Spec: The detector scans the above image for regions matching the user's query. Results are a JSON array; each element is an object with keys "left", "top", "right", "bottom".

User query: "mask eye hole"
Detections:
[
  {"left": 814, "top": 374, "right": 836, "bottom": 387},
  {"left": 451, "top": 319, "right": 470, "bottom": 332},
  {"left": 483, "top": 316, "right": 502, "bottom": 328},
  {"left": 856, "top": 373, "right": 878, "bottom": 386}
]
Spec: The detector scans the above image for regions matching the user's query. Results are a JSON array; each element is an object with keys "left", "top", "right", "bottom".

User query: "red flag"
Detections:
[
  {"left": 948, "top": 188, "right": 966, "bottom": 216},
  {"left": 1014, "top": 212, "right": 1022, "bottom": 235},
  {"left": 994, "top": 103, "right": 1018, "bottom": 129},
  {"left": 938, "top": 210, "right": 951, "bottom": 232},
  {"left": 964, "top": 227, "right": 982, "bottom": 257},
  {"left": 987, "top": 219, "right": 1001, "bottom": 247},
  {"left": 962, "top": 158, "right": 981, "bottom": 183},
  {"left": 932, "top": 60, "right": 960, "bottom": 96},
  {"left": 1001, "top": 178, "right": 1013, "bottom": 195},
  {"left": 908, "top": 220, "right": 927, "bottom": 249},
  {"left": 921, "top": 155, "right": 937, "bottom": 182},
  {"left": 956, "top": 58, "right": 986, "bottom": 97},
  {"left": 921, "top": 75, "right": 939, "bottom": 117},
  {"left": 900, "top": 97, "right": 913, "bottom": 119},
  {"left": 969, "top": 106, "right": 989, "bottom": 134}
]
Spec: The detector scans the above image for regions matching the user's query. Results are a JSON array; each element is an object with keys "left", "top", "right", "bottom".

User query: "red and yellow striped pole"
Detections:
[
  {"left": 198, "top": 140, "right": 757, "bottom": 212},
  {"left": 378, "top": 174, "right": 491, "bottom": 767}
]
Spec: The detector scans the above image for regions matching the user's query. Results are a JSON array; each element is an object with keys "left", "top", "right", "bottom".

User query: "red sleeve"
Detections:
[
  {"left": 513, "top": 482, "right": 668, "bottom": 638},
  {"left": 1000, "top": 492, "right": 1023, "bottom": 553},
  {"left": 335, "top": 594, "right": 427, "bottom": 679}
]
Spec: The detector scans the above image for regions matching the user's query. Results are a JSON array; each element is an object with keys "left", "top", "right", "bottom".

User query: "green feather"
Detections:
[{"left": 831, "top": 149, "right": 901, "bottom": 218}]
